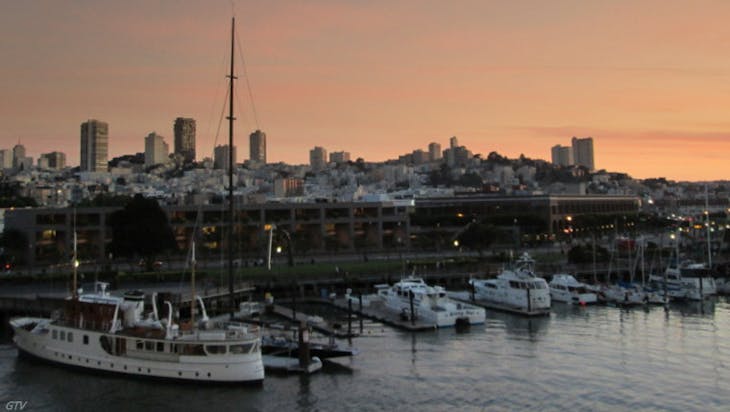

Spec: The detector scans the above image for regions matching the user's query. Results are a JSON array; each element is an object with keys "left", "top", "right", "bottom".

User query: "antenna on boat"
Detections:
[
  {"left": 191, "top": 239, "right": 197, "bottom": 326},
  {"left": 227, "top": 16, "right": 237, "bottom": 319},
  {"left": 72, "top": 207, "right": 78, "bottom": 299},
  {"left": 705, "top": 185, "right": 712, "bottom": 268}
]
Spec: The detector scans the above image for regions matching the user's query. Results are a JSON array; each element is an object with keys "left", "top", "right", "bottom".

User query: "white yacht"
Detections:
[
  {"left": 648, "top": 260, "right": 717, "bottom": 301},
  {"left": 378, "top": 277, "right": 485, "bottom": 327},
  {"left": 469, "top": 253, "right": 551, "bottom": 315},
  {"left": 549, "top": 274, "right": 598, "bottom": 305},
  {"left": 10, "top": 282, "right": 264, "bottom": 383},
  {"left": 598, "top": 282, "right": 648, "bottom": 306}
]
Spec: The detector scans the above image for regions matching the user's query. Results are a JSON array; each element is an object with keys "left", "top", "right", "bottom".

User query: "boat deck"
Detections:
[
  {"left": 448, "top": 291, "right": 551, "bottom": 317},
  {"left": 326, "top": 297, "right": 439, "bottom": 331}
]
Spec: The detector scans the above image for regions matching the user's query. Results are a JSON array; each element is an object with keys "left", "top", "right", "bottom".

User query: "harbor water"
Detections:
[{"left": 1, "top": 298, "right": 730, "bottom": 411}]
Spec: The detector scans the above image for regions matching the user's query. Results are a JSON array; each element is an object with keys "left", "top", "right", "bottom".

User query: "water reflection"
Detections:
[{"left": 486, "top": 310, "right": 550, "bottom": 342}]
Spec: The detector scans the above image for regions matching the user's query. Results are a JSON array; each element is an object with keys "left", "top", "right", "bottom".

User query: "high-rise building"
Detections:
[
  {"left": 144, "top": 132, "right": 169, "bottom": 167},
  {"left": 214, "top": 144, "right": 237, "bottom": 170},
  {"left": 571, "top": 137, "right": 595, "bottom": 171},
  {"left": 329, "top": 151, "right": 351, "bottom": 164},
  {"left": 449, "top": 136, "right": 459, "bottom": 149},
  {"left": 411, "top": 149, "right": 429, "bottom": 165},
  {"left": 38, "top": 152, "right": 66, "bottom": 170},
  {"left": 174, "top": 117, "right": 196, "bottom": 163},
  {"left": 273, "top": 178, "right": 304, "bottom": 197},
  {"left": 444, "top": 146, "right": 472, "bottom": 167},
  {"left": 12, "top": 143, "right": 33, "bottom": 171},
  {"left": 0, "top": 150, "right": 12, "bottom": 170},
  {"left": 309, "top": 146, "right": 328, "bottom": 171},
  {"left": 428, "top": 142, "right": 442, "bottom": 162},
  {"left": 80, "top": 120, "right": 109, "bottom": 172},
  {"left": 551, "top": 144, "right": 573, "bottom": 167},
  {"left": 249, "top": 129, "right": 266, "bottom": 164}
]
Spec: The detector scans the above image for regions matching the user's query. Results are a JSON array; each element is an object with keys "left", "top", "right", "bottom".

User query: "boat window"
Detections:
[
  {"left": 205, "top": 345, "right": 227, "bottom": 355},
  {"left": 60, "top": 330, "right": 66, "bottom": 341},
  {"left": 181, "top": 344, "right": 206, "bottom": 356},
  {"left": 99, "top": 336, "right": 113, "bottom": 355},
  {"left": 136, "top": 340, "right": 143, "bottom": 350},
  {"left": 487, "top": 283, "right": 497, "bottom": 289},
  {"left": 52, "top": 329, "right": 57, "bottom": 340},
  {"left": 67, "top": 332, "right": 73, "bottom": 343},
  {"left": 83, "top": 335, "right": 89, "bottom": 345},
  {"left": 145, "top": 341, "right": 154, "bottom": 351},
  {"left": 157, "top": 342, "right": 164, "bottom": 352},
  {"left": 230, "top": 343, "right": 253, "bottom": 354}
]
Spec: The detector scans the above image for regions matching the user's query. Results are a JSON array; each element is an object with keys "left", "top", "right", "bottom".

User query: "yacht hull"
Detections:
[{"left": 11, "top": 317, "right": 265, "bottom": 384}]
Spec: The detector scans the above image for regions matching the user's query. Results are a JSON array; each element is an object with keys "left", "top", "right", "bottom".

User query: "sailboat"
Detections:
[{"left": 10, "top": 17, "right": 265, "bottom": 383}]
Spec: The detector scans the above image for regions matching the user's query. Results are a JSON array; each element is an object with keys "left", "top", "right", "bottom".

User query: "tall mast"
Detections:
[
  {"left": 227, "top": 17, "right": 237, "bottom": 318},
  {"left": 705, "top": 185, "right": 712, "bottom": 267}
]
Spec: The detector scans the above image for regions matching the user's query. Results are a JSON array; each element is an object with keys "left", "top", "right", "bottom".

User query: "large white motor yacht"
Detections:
[
  {"left": 10, "top": 282, "right": 264, "bottom": 383},
  {"left": 469, "top": 253, "right": 551, "bottom": 315},
  {"left": 378, "top": 277, "right": 485, "bottom": 327},
  {"left": 549, "top": 274, "right": 598, "bottom": 305}
]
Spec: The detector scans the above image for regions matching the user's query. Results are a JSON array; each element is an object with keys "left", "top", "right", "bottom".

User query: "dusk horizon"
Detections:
[{"left": 3, "top": 1, "right": 730, "bottom": 181}]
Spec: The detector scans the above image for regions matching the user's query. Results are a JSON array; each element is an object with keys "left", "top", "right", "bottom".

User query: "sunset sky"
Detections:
[{"left": 2, "top": 1, "right": 730, "bottom": 181}]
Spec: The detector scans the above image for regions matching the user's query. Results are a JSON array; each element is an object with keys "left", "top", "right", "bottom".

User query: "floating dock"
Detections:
[
  {"left": 326, "top": 297, "right": 439, "bottom": 331},
  {"left": 262, "top": 355, "right": 322, "bottom": 374},
  {"left": 448, "top": 291, "right": 551, "bottom": 317},
  {"left": 268, "top": 303, "right": 357, "bottom": 338}
]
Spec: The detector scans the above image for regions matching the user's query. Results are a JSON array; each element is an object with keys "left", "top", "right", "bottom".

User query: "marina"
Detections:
[{"left": 3, "top": 295, "right": 730, "bottom": 410}]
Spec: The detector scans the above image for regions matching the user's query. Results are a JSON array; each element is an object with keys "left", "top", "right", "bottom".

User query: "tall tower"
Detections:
[
  {"left": 80, "top": 119, "right": 109, "bottom": 172},
  {"left": 145, "top": 132, "right": 169, "bottom": 167},
  {"left": 174, "top": 117, "right": 196, "bottom": 163},
  {"left": 551, "top": 144, "right": 573, "bottom": 167},
  {"left": 449, "top": 136, "right": 459, "bottom": 149},
  {"left": 309, "top": 146, "right": 328, "bottom": 172},
  {"left": 249, "top": 129, "right": 266, "bottom": 164},
  {"left": 214, "top": 144, "right": 237, "bottom": 170},
  {"left": 0, "top": 150, "right": 12, "bottom": 169},
  {"left": 12, "top": 143, "right": 26, "bottom": 170},
  {"left": 428, "top": 142, "right": 442, "bottom": 161},
  {"left": 571, "top": 137, "right": 595, "bottom": 171}
]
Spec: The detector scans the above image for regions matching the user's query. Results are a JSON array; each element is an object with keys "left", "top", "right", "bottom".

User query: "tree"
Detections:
[
  {"left": 456, "top": 222, "right": 498, "bottom": 256},
  {"left": 0, "top": 228, "right": 29, "bottom": 266},
  {"left": 108, "top": 194, "right": 177, "bottom": 270}
]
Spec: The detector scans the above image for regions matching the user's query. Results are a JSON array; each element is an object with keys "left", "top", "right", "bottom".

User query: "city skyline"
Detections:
[{"left": 2, "top": 1, "right": 730, "bottom": 181}]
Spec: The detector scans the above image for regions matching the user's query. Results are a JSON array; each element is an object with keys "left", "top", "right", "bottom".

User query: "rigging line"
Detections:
[
  {"left": 212, "top": 85, "right": 230, "bottom": 155},
  {"left": 235, "top": 29, "right": 260, "bottom": 130},
  {"left": 179, "top": 205, "right": 204, "bottom": 295},
  {"left": 205, "top": 37, "right": 231, "bottom": 150},
  {"left": 234, "top": 83, "right": 252, "bottom": 133}
]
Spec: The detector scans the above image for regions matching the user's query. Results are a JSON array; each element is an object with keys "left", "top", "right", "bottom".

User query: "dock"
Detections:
[
  {"left": 268, "top": 303, "right": 357, "bottom": 338},
  {"left": 447, "top": 291, "right": 551, "bottom": 317},
  {"left": 262, "top": 355, "right": 322, "bottom": 374},
  {"left": 326, "top": 297, "right": 439, "bottom": 331}
]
